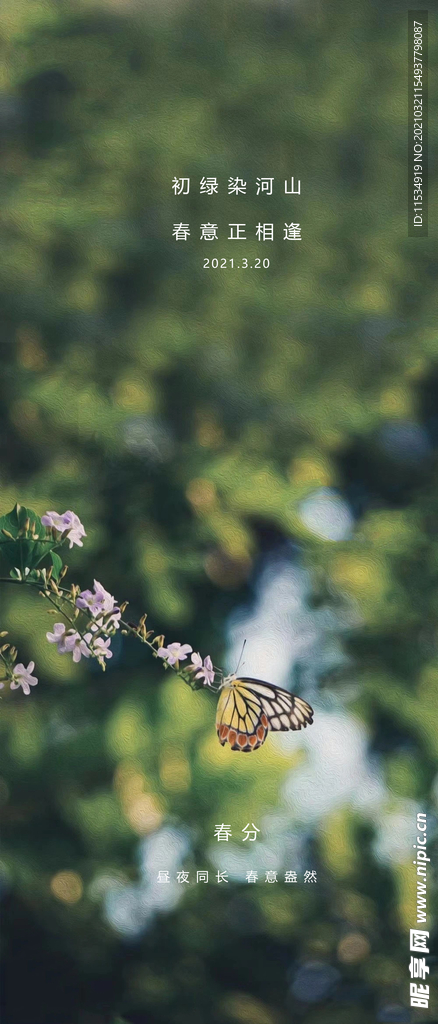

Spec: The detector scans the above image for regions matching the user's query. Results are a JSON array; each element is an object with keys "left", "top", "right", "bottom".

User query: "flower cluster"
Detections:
[
  {"left": 75, "top": 580, "right": 121, "bottom": 631},
  {"left": 44, "top": 578, "right": 120, "bottom": 668},
  {"left": 46, "top": 622, "right": 112, "bottom": 666},
  {"left": 157, "top": 642, "right": 215, "bottom": 686},
  {"left": 0, "top": 506, "right": 218, "bottom": 697},
  {"left": 41, "top": 510, "right": 86, "bottom": 549}
]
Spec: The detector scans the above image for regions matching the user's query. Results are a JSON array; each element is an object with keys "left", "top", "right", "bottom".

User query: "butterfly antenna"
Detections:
[{"left": 234, "top": 639, "right": 247, "bottom": 676}]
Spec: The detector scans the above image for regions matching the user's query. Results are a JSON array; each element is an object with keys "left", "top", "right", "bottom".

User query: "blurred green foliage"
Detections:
[{"left": 0, "top": 0, "right": 437, "bottom": 1021}]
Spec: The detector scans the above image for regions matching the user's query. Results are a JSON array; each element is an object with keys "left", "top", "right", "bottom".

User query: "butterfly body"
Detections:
[{"left": 216, "top": 677, "right": 314, "bottom": 752}]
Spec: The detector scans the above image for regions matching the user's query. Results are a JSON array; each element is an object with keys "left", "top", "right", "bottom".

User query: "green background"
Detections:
[{"left": 0, "top": 0, "right": 436, "bottom": 1021}]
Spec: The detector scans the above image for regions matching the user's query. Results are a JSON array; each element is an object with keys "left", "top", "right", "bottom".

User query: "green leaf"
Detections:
[
  {"left": 0, "top": 503, "right": 41, "bottom": 537},
  {"left": 50, "top": 551, "right": 63, "bottom": 580},
  {"left": 0, "top": 505, "right": 56, "bottom": 575}
]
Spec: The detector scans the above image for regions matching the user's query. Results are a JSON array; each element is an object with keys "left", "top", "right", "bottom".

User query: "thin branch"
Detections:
[{"left": 0, "top": 574, "right": 205, "bottom": 687}]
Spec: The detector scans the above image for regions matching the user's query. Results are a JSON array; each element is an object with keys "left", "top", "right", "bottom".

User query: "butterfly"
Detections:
[{"left": 216, "top": 676, "right": 314, "bottom": 752}]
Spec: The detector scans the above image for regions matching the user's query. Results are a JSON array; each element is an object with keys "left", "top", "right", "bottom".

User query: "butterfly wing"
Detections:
[
  {"left": 239, "top": 678, "right": 314, "bottom": 733},
  {"left": 216, "top": 681, "right": 269, "bottom": 751},
  {"left": 216, "top": 678, "right": 313, "bottom": 752}
]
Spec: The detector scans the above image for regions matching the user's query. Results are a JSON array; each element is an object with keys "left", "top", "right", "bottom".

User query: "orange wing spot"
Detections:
[
  {"left": 249, "top": 735, "right": 258, "bottom": 747},
  {"left": 219, "top": 724, "right": 229, "bottom": 740},
  {"left": 228, "top": 730, "right": 237, "bottom": 746},
  {"left": 238, "top": 734, "right": 247, "bottom": 747},
  {"left": 257, "top": 725, "right": 265, "bottom": 741},
  {"left": 261, "top": 714, "right": 268, "bottom": 728}
]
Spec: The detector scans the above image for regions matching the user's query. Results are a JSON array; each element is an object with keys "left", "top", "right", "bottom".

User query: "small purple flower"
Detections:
[
  {"left": 88, "top": 635, "right": 113, "bottom": 663},
  {"left": 157, "top": 642, "right": 193, "bottom": 666},
  {"left": 41, "top": 510, "right": 86, "bottom": 548},
  {"left": 190, "top": 652, "right": 215, "bottom": 686},
  {"left": 75, "top": 588, "right": 97, "bottom": 612},
  {"left": 46, "top": 622, "right": 71, "bottom": 653},
  {"left": 76, "top": 580, "right": 108, "bottom": 614},
  {"left": 68, "top": 633, "right": 92, "bottom": 663},
  {"left": 92, "top": 581, "right": 116, "bottom": 612},
  {"left": 10, "top": 661, "right": 38, "bottom": 695}
]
